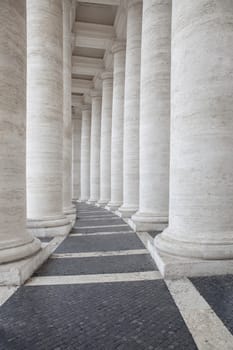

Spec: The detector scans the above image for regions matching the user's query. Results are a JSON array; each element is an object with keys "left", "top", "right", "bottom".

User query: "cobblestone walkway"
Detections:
[{"left": 0, "top": 203, "right": 233, "bottom": 349}]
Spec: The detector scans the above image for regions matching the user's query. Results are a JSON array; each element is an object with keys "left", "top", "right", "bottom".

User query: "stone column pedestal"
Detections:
[
  {"left": 151, "top": 0, "right": 233, "bottom": 278},
  {"left": 72, "top": 107, "right": 82, "bottom": 202},
  {"left": 132, "top": 0, "right": 171, "bottom": 232},
  {"left": 98, "top": 72, "right": 113, "bottom": 207},
  {"left": 0, "top": 0, "right": 41, "bottom": 264},
  {"left": 80, "top": 105, "right": 91, "bottom": 202},
  {"left": 118, "top": 0, "right": 142, "bottom": 218},
  {"left": 62, "top": 0, "right": 76, "bottom": 225},
  {"left": 88, "top": 90, "right": 102, "bottom": 204},
  {"left": 27, "top": 0, "right": 71, "bottom": 237},
  {"left": 107, "top": 41, "right": 126, "bottom": 211}
]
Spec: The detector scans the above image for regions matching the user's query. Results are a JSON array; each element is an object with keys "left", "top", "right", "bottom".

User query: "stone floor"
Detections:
[{"left": 0, "top": 203, "right": 233, "bottom": 349}]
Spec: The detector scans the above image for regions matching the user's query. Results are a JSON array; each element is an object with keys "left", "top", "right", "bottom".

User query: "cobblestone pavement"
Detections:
[{"left": 0, "top": 203, "right": 233, "bottom": 349}]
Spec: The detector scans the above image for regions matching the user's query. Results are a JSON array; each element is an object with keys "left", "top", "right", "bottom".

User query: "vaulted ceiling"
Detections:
[{"left": 71, "top": 0, "right": 127, "bottom": 106}]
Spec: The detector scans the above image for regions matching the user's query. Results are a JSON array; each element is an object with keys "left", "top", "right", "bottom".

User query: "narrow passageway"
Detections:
[{"left": 0, "top": 204, "right": 233, "bottom": 349}]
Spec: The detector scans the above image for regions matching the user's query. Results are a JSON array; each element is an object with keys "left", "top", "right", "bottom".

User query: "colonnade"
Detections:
[
  {"left": 76, "top": 0, "right": 233, "bottom": 275},
  {"left": 1, "top": 0, "right": 233, "bottom": 277}
]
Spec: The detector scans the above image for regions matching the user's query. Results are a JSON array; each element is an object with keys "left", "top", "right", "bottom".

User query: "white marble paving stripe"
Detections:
[
  {"left": 26, "top": 271, "right": 162, "bottom": 286},
  {"left": 0, "top": 286, "right": 18, "bottom": 306},
  {"left": 70, "top": 231, "right": 133, "bottom": 237},
  {"left": 74, "top": 224, "right": 128, "bottom": 229},
  {"left": 51, "top": 249, "right": 149, "bottom": 259},
  {"left": 135, "top": 231, "right": 154, "bottom": 249},
  {"left": 166, "top": 278, "right": 233, "bottom": 350}
]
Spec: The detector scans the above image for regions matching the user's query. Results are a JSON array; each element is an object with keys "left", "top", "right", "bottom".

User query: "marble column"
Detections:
[
  {"left": 0, "top": 0, "right": 41, "bottom": 264},
  {"left": 155, "top": 0, "right": 233, "bottom": 263},
  {"left": 132, "top": 0, "right": 171, "bottom": 231},
  {"left": 27, "top": 0, "right": 71, "bottom": 237},
  {"left": 107, "top": 41, "right": 126, "bottom": 211},
  {"left": 89, "top": 90, "right": 102, "bottom": 204},
  {"left": 98, "top": 72, "right": 113, "bottom": 207},
  {"left": 63, "top": 0, "right": 76, "bottom": 225},
  {"left": 80, "top": 105, "right": 91, "bottom": 201},
  {"left": 118, "top": 0, "right": 142, "bottom": 218},
  {"left": 72, "top": 108, "right": 82, "bottom": 201}
]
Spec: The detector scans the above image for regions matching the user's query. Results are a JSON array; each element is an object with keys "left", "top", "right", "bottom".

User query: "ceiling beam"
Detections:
[
  {"left": 74, "top": 22, "right": 115, "bottom": 50},
  {"left": 72, "top": 56, "right": 104, "bottom": 76},
  {"left": 72, "top": 95, "right": 83, "bottom": 108},
  {"left": 72, "top": 78, "right": 93, "bottom": 94}
]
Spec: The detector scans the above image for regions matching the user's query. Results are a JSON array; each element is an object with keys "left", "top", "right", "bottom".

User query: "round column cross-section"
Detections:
[
  {"left": 98, "top": 71, "right": 113, "bottom": 208},
  {"left": 0, "top": 0, "right": 41, "bottom": 263},
  {"left": 155, "top": 0, "right": 233, "bottom": 260},
  {"left": 119, "top": 0, "right": 143, "bottom": 218},
  {"left": 89, "top": 90, "right": 102, "bottom": 204},
  {"left": 27, "top": 0, "right": 71, "bottom": 237},
  {"left": 80, "top": 105, "right": 91, "bottom": 202},
  {"left": 107, "top": 41, "right": 126, "bottom": 211}
]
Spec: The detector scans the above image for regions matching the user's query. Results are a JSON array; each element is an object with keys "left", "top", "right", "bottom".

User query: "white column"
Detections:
[
  {"left": 132, "top": 0, "right": 172, "bottom": 231},
  {"left": 107, "top": 41, "right": 126, "bottom": 211},
  {"left": 89, "top": 90, "right": 102, "bottom": 204},
  {"left": 27, "top": 0, "right": 71, "bottom": 237},
  {"left": 155, "top": 0, "right": 233, "bottom": 264},
  {"left": 0, "top": 0, "right": 41, "bottom": 264},
  {"left": 62, "top": 0, "right": 76, "bottom": 225},
  {"left": 119, "top": 0, "right": 142, "bottom": 218},
  {"left": 98, "top": 72, "right": 113, "bottom": 207},
  {"left": 80, "top": 105, "right": 91, "bottom": 201},
  {"left": 72, "top": 108, "right": 82, "bottom": 201}
]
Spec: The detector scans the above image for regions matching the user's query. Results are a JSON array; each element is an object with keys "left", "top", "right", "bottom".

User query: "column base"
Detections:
[
  {"left": 155, "top": 228, "right": 233, "bottom": 260},
  {"left": 148, "top": 239, "right": 233, "bottom": 278},
  {"left": 0, "top": 236, "right": 65, "bottom": 286},
  {"left": 106, "top": 201, "right": 122, "bottom": 212},
  {"left": 27, "top": 216, "right": 72, "bottom": 238},
  {"left": 131, "top": 212, "right": 168, "bottom": 232},
  {"left": 97, "top": 200, "right": 109, "bottom": 208},
  {"left": 0, "top": 238, "right": 41, "bottom": 265},
  {"left": 117, "top": 205, "right": 138, "bottom": 219},
  {"left": 87, "top": 199, "right": 97, "bottom": 205},
  {"left": 79, "top": 198, "right": 89, "bottom": 202},
  {"left": 64, "top": 205, "right": 77, "bottom": 227}
]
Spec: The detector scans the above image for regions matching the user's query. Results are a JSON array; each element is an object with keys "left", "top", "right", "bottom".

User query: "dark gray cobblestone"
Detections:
[
  {"left": 75, "top": 218, "right": 126, "bottom": 227},
  {"left": 78, "top": 213, "right": 116, "bottom": 218},
  {"left": 34, "top": 254, "right": 158, "bottom": 276},
  {"left": 77, "top": 208, "right": 108, "bottom": 213},
  {"left": 0, "top": 281, "right": 197, "bottom": 350},
  {"left": 191, "top": 274, "right": 233, "bottom": 334},
  {"left": 55, "top": 233, "right": 144, "bottom": 253},
  {"left": 72, "top": 225, "right": 133, "bottom": 234}
]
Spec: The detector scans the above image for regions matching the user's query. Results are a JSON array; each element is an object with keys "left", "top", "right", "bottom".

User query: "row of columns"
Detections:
[
  {"left": 0, "top": 0, "right": 76, "bottom": 264},
  {"left": 75, "top": 0, "right": 233, "bottom": 265},
  {"left": 1, "top": 0, "right": 233, "bottom": 269}
]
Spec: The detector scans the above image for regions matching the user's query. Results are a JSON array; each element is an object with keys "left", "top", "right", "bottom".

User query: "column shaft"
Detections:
[
  {"left": 155, "top": 0, "right": 233, "bottom": 261},
  {"left": 89, "top": 91, "right": 102, "bottom": 204},
  {"left": 119, "top": 0, "right": 142, "bottom": 218},
  {"left": 80, "top": 106, "right": 91, "bottom": 201},
  {"left": 107, "top": 42, "right": 126, "bottom": 211},
  {"left": 72, "top": 109, "right": 82, "bottom": 201},
  {"left": 0, "top": 0, "right": 40, "bottom": 263},
  {"left": 132, "top": 0, "right": 171, "bottom": 231},
  {"left": 63, "top": 0, "right": 76, "bottom": 224},
  {"left": 27, "top": 0, "right": 71, "bottom": 237},
  {"left": 98, "top": 72, "right": 113, "bottom": 207}
]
